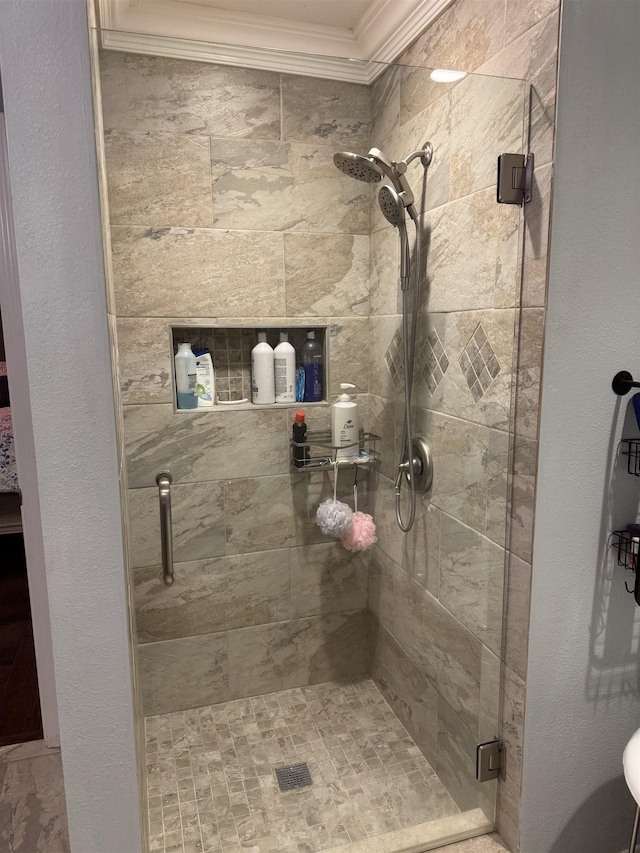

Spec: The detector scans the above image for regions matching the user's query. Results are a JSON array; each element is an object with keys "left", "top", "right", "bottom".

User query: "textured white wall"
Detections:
[
  {"left": 521, "top": 1, "right": 640, "bottom": 852},
  {"left": 0, "top": 1, "right": 144, "bottom": 851}
]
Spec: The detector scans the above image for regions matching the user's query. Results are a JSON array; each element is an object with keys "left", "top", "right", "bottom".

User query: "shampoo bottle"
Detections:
[
  {"left": 175, "top": 343, "right": 198, "bottom": 410},
  {"left": 193, "top": 347, "right": 215, "bottom": 408},
  {"left": 302, "top": 330, "right": 323, "bottom": 403},
  {"left": 251, "top": 332, "right": 275, "bottom": 405},
  {"left": 274, "top": 332, "right": 296, "bottom": 404},
  {"left": 332, "top": 383, "right": 359, "bottom": 459}
]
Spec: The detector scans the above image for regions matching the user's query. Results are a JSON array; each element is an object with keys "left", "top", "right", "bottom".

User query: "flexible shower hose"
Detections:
[{"left": 395, "top": 210, "right": 422, "bottom": 533}]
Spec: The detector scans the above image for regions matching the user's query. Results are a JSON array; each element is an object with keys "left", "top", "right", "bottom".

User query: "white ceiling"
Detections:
[{"left": 96, "top": 0, "right": 455, "bottom": 83}]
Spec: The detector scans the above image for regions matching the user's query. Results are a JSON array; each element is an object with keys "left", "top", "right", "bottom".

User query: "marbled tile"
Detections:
[
  {"left": 210, "top": 139, "right": 371, "bottom": 234},
  {"left": 226, "top": 612, "right": 369, "bottom": 698},
  {"left": 224, "top": 475, "right": 297, "bottom": 554},
  {"left": 370, "top": 225, "right": 399, "bottom": 316},
  {"left": 281, "top": 75, "right": 371, "bottom": 149},
  {"left": 368, "top": 394, "right": 396, "bottom": 480},
  {"left": 111, "top": 226, "right": 285, "bottom": 318},
  {"left": 284, "top": 234, "right": 370, "bottom": 317},
  {"left": 327, "top": 318, "right": 371, "bottom": 395},
  {"left": 523, "top": 161, "right": 553, "bottom": 307},
  {"left": 123, "top": 405, "right": 289, "bottom": 487},
  {"left": 478, "top": 645, "right": 501, "bottom": 745},
  {"left": 116, "top": 317, "right": 173, "bottom": 404},
  {"left": 134, "top": 549, "right": 291, "bottom": 641},
  {"left": 289, "top": 543, "right": 367, "bottom": 619},
  {"left": 506, "top": 0, "right": 559, "bottom": 42},
  {"left": 371, "top": 65, "right": 401, "bottom": 146},
  {"left": 104, "top": 130, "right": 212, "bottom": 228},
  {"left": 139, "top": 632, "right": 229, "bottom": 715},
  {"left": 0, "top": 752, "right": 69, "bottom": 852},
  {"left": 371, "top": 619, "right": 439, "bottom": 766},
  {"left": 496, "top": 775, "right": 520, "bottom": 853},
  {"left": 128, "top": 480, "right": 225, "bottom": 568},
  {"left": 370, "top": 315, "right": 403, "bottom": 401},
  {"left": 393, "top": 569, "right": 482, "bottom": 732},
  {"left": 486, "top": 428, "right": 510, "bottom": 545},
  {"left": 439, "top": 834, "right": 508, "bottom": 852},
  {"left": 368, "top": 546, "right": 396, "bottom": 631},
  {"left": 514, "top": 308, "right": 545, "bottom": 441},
  {"left": 400, "top": 65, "right": 459, "bottom": 124},
  {"left": 437, "top": 696, "right": 495, "bottom": 817},
  {"left": 501, "top": 665, "right": 525, "bottom": 789},
  {"left": 439, "top": 515, "right": 505, "bottom": 656},
  {"left": 477, "top": 11, "right": 561, "bottom": 168},
  {"left": 399, "top": 0, "right": 506, "bottom": 73},
  {"left": 450, "top": 74, "right": 525, "bottom": 200},
  {"left": 504, "top": 553, "right": 532, "bottom": 681},
  {"left": 425, "top": 189, "right": 520, "bottom": 313},
  {"left": 145, "top": 679, "right": 461, "bottom": 853},
  {"left": 100, "top": 51, "right": 280, "bottom": 138},
  {"left": 508, "top": 473, "right": 536, "bottom": 564}
]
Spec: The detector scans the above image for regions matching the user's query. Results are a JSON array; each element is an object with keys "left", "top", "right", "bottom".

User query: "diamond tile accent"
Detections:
[
  {"left": 418, "top": 328, "right": 450, "bottom": 394},
  {"left": 384, "top": 328, "right": 405, "bottom": 391},
  {"left": 458, "top": 323, "right": 501, "bottom": 402}
]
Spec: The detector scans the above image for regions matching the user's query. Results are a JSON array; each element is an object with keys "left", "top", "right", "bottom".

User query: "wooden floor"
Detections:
[{"left": 0, "top": 531, "right": 42, "bottom": 747}]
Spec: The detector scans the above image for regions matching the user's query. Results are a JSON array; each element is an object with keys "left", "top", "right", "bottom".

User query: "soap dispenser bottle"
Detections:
[
  {"left": 251, "top": 332, "right": 275, "bottom": 405},
  {"left": 332, "top": 383, "right": 359, "bottom": 460}
]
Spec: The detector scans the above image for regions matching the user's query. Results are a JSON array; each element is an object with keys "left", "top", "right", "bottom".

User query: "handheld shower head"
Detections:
[
  {"left": 333, "top": 152, "right": 384, "bottom": 183},
  {"left": 379, "top": 185, "right": 411, "bottom": 288}
]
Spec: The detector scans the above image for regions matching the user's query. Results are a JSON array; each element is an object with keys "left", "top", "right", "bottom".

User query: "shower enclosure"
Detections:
[{"left": 90, "top": 29, "right": 526, "bottom": 853}]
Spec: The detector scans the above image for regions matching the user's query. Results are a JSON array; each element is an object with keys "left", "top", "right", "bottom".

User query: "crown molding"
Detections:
[{"left": 95, "top": 0, "right": 457, "bottom": 82}]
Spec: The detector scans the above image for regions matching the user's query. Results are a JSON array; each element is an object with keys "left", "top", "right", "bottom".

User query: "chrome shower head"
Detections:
[
  {"left": 379, "top": 185, "right": 411, "bottom": 288},
  {"left": 333, "top": 151, "right": 384, "bottom": 183},
  {"left": 378, "top": 185, "right": 405, "bottom": 227}
]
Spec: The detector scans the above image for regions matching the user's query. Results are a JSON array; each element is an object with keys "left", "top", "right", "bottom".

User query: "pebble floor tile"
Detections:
[{"left": 145, "top": 679, "right": 461, "bottom": 853}]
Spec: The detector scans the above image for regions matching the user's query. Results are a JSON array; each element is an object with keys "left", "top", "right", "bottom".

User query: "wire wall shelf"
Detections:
[
  {"left": 612, "top": 529, "right": 640, "bottom": 604},
  {"left": 620, "top": 440, "right": 640, "bottom": 476},
  {"left": 290, "top": 429, "right": 380, "bottom": 473}
]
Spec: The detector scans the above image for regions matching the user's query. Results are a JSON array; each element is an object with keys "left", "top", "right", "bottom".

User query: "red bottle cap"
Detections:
[{"left": 294, "top": 411, "right": 306, "bottom": 423}]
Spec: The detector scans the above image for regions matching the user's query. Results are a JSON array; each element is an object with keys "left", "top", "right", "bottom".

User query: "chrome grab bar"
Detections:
[{"left": 155, "top": 472, "right": 174, "bottom": 586}]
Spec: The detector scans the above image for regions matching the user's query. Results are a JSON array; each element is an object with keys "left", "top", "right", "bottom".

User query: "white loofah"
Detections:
[{"left": 316, "top": 499, "right": 353, "bottom": 538}]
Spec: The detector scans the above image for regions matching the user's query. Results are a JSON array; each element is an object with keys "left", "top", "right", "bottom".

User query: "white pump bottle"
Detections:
[{"left": 332, "top": 383, "right": 359, "bottom": 460}]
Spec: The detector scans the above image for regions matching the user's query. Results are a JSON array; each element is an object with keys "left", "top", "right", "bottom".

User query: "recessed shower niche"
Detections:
[{"left": 170, "top": 324, "right": 329, "bottom": 410}]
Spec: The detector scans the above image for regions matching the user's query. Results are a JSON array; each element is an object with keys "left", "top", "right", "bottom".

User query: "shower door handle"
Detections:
[{"left": 156, "top": 472, "right": 174, "bottom": 586}]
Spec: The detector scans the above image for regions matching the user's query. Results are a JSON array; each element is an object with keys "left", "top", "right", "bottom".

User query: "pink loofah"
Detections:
[{"left": 341, "top": 511, "right": 377, "bottom": 552}]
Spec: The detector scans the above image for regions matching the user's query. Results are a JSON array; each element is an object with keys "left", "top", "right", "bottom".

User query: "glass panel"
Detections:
[{"left": 91, "top": 30, "right": 526, "bottom": 852}]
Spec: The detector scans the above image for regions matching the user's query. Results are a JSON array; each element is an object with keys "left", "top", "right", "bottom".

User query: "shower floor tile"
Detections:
[{"left": 145, "top": 678, "right": 460, "bottom": 853}]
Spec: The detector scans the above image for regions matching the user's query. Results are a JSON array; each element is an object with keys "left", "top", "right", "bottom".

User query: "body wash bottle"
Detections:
[
  {"left": 332, "top": 383, "right": 359, "bottom": 459},
  {"left": 274, "top": 332, "right": 296, "bottom": 404},
  {"left": 175, "top": 343, "right": 198, "bottom": 410},
  {"left": 251, "top": 332, "right": 275, "bottom": 405},
  {"left": 193, "top": 347, "right": 215, "bottom": 408}
]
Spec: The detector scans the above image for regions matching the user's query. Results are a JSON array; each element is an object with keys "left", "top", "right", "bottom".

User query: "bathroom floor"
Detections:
[{"left": 145, "top": 679, "right": 461, "bottom": 853}]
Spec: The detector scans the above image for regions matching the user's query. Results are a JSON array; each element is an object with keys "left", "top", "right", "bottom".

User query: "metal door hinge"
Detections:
[
  {"left": 476, "top": 740, "right": 503, "bottom": 782},
  {"left": 497, "top": 153, "right": 534, "bottom": 205}
]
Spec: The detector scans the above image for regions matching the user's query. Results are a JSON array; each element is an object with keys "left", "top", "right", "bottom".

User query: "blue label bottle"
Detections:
[{"left": 302, "top": 330, "right": 323, "bottom": 402}]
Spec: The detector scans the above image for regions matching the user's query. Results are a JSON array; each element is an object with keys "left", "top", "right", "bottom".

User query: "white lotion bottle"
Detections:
[
  {"left": 251, "top": 331, "right": 275, "bottom": 405},
  {"left": 274, "top": 332, "right": 296, "bottom": 404},
  {"left": 175, "top": 343, "right": 198, "bottom": 410},
  {"left": 332, "top": 382, "right": 359, "bottom": 460}
]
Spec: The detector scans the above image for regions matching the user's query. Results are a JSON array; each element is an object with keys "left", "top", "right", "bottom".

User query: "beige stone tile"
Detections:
[
  {"left": 284, "top": 234, "right": 370, "bottom": 317},
  {"left": 128, "top": 480, "right": 225, "bottom": 567},
  {"left": 139, "top": 633, "right": 229, "bottom": 715},
  {"left": 368, "top": 546, "right": 396, "bottom": 631},
  {"left": 289, "top": 542, "right": 367, "bottom": 619},
  {"left": 523, "top": 161, "right": 553, "bottom": 307},
  {"left": 210, "top": 138, "right": 371, "bottom": 234},
  {"left": 370, "top": 225, "right": 399, "bottom": 316},
  {"left": 508, "top": 473, "right": 535, "bottom": 563},
  {"left": 399, "top": 0, "right": 506, "bottom": 73},
  {"left": 111, "top": 226, "right": 285, "bottom": 318},
  {"left": 371, "top": 65, "right": 401, "bottom": 148},
  {"left": 514, "top": 307, "right": 545, "bottom": 441},
  {"left": 370, "top": 619, "right": 439, "bottom": 766},
  {"left": 477, "top": 11, "right": 560, "bottom": 167},
  {"left": 400, "top": 65, "right": 456, "bottom": 124},
  {"left": 134, "top": 549, "right": 291, "bottom": 641},
  {"left": 478, "top": 645, "right": 501, "bottom": 744},
  {"left": 439, "top": 515, "right": 505, "bottom": 656},
  {"left": 224, "top": 475, "right": 297, "bottom": 554},
  {"left": 370, "top": 315, "right": 403, "bottom": 401},
  {"left": 501, "top": 665, "right": 525, "bottom": 788},
  {"left": 486, "top": 428, "right": 510, "bottom": 545},
  {"left": 123, "top": 405, "right": 289, "bottom": 487},
  {"left": 368, "top": 393, "right": 396, "bottom": 481},
  {"left": 226, "top": 611, "right": 368, "bottom": 698},
  {"left": 450, "top": 74, "right": 525, "bottom": 200},
  {"left": 281, "top": 75, "right": 370, "bottom": 149},
  {"left": 438, "top": 833, "right": 508, "bottom": 852},
  {"left": 100, "top": 51, "right": 280, "bottom": 138},
  {"left": 425, "top": 190, "right": 520, "bottom": 313},
  {"left": 506, "top": 0, "right": 559, "bottom": 42},
  {"left": 504, "top": 553, "right": 532, "bottom": 680},
  {"left": 496, "top": 778, "right": 520, "bottom": 852},
  {"left": 116, "top": 317, "right": 173, "bottom": 405},
  {"left": 104, "top": 131, "right": 211, "bottom": 228},
  {"left": 327, "top": 317, "right": 371, "bottom": 395}
]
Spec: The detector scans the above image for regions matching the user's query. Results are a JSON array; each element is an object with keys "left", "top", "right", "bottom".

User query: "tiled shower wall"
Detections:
[
  {"left": 366, "top": 61, "right": 524, "bottom": 822},
  {"left": 99, "top": 52, "right": 375, "bottom": 716},
  {"left": 393, "top": 1, "right": 562, "bottom": 850}
]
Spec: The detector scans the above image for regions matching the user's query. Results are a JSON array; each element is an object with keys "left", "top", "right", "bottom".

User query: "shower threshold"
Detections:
[{"left": 144, "top": 679, "right": 490, "bottom": 853}]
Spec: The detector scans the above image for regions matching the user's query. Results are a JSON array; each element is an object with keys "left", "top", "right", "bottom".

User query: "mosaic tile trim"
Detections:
[
  {"left": 384, "top": 329, "right": 404, "bottom": 392},
  {"left": 458, "top": 323, "right": 501, "bottom": 402},
  {"left": 418, "top": 329, "right": 450, "bottom": 394},
  {"left": 145, "top": 679, "right": 459, "bottom": 853}
]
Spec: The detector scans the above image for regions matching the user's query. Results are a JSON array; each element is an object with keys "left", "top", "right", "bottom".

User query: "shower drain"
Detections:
[{"left": 275, "top": 762, "right": 313, "bottom": 792}]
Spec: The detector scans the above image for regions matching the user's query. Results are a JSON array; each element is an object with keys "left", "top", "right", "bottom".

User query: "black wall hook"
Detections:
[{"left": 612, "top": 371, "right": 640, "bottom": 396}]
